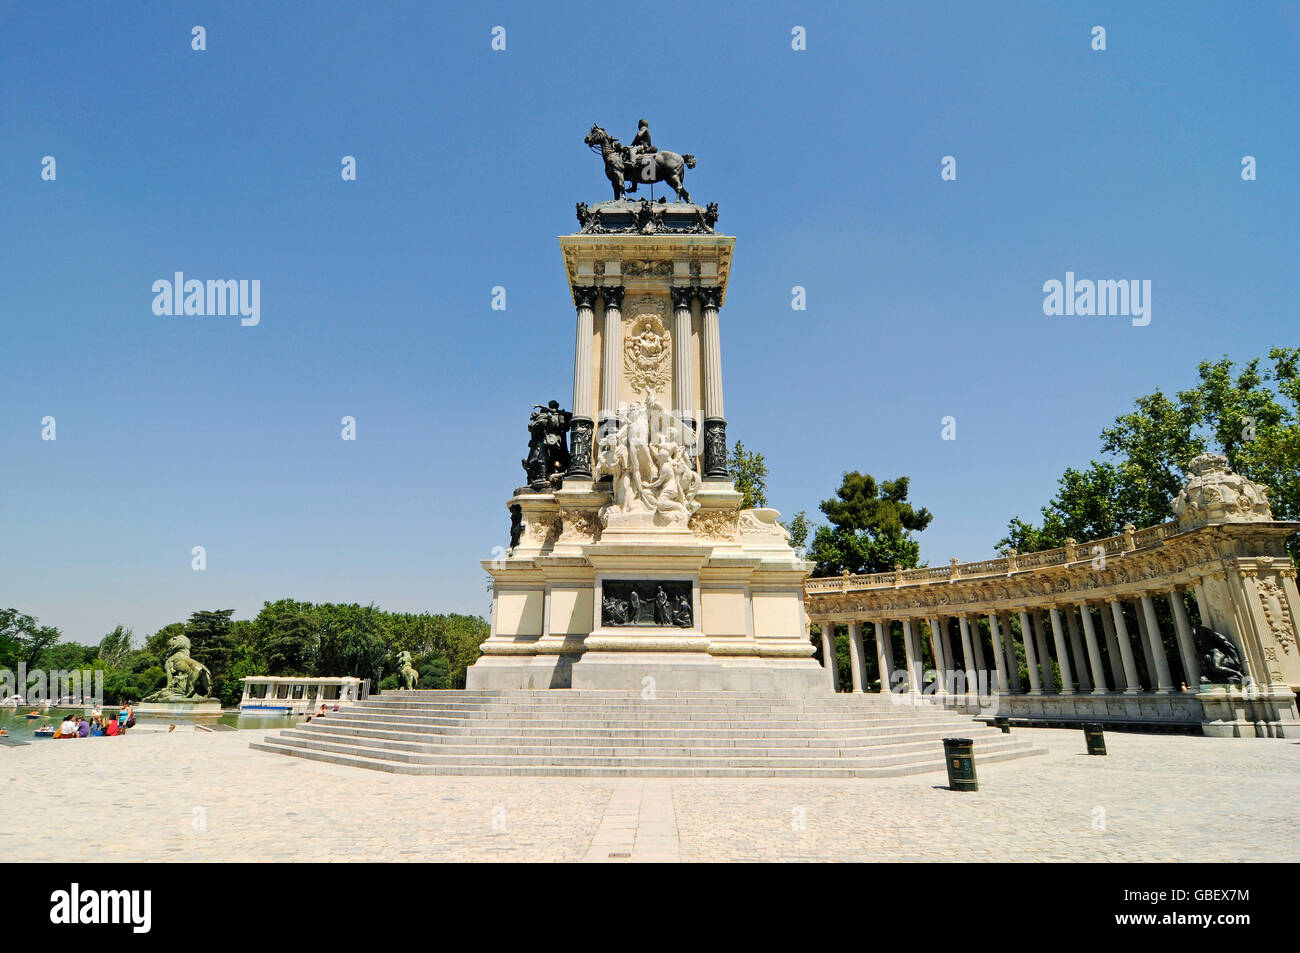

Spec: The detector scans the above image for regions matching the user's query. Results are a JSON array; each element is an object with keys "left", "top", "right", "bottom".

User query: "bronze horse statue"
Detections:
[{"left": 585, "top": 124, "right": 696, "bottom": 203}]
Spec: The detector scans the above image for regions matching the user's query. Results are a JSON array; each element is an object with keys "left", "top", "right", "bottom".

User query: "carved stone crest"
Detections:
[
  {"left": 624, "top": 296, "right": 672, "bottom": 394},
  {"left": 690, "top": 508, "right": 739, "bottom": 540}
]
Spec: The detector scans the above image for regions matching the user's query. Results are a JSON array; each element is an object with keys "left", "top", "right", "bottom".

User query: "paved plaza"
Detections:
[{"left": 1, "top": 727, "right": 1296, "bottom": 862}]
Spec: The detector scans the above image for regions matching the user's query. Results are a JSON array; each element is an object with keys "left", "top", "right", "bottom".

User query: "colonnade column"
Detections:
[
  {"left": 1064, "top": 609, "right": 1092, "bottom": 692},
  {"left": 987, "top": 614, "right": 1009, "bottom": 694},
  {"left": 874, "top": 622, "right": 895, "bottom": 694},
  {"left": 598, "top": 286, "right": 625, "bottom": 441},
  {"left": 1032, "top": 612, "right": 1056, "bottom": 693},
  {"left": 928, "top": 619, "right": 948, "bottom": 695},
  {"left": 901, "top": 619, "right": 921, "bottom": 694},
  {"left": 958, "top": 616, "right": 977, "bottom": 695},
  {"left": 1076, "top": 603, "right": 1109, "bottom": 694},
  {"left": 847, "top": 622, "right": 865, "bottom": 693},
  {"left": 1167, "top": 587, "right": 1202, "bottom": 687},
  {"left": 567, "top": 285, "right": 598, "bottom": 479},
  {"left": 1048, "top": 607, "right": 1075, "bottom": 694},
  {"left": 1139, "top": 594, "right": 1175, "bottom": 693},
  {"left": 969, "top": 618, "right": 987, "bottom": 677},
  {"left": 698, "top": 287, "right": 728, "bottom": 480},
  {"left": 1108, "top": 600, "right": 1142, "bottom": 693},
  {"left": 1099, "top": 604, "right": 1126, "bottom": 690},
  {"left": 820, "top": 623, "right": 838, "bottom": 692},
  {"left": 1132, "top": 599, "right": 1158, "bottom": 689},
  {"left": 669, "top": 286, "right": 697, "bottom": 463},
  {"left": 1018, "top": 611, "right": 1042, "bottom": 694},
  {"left": 999, "top": 614, "right": 1021, "bottom": 692}
]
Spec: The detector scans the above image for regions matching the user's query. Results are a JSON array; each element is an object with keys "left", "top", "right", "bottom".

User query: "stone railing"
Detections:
[{"left": 804, "top": 454, "right": 1300, "bottom": 738}]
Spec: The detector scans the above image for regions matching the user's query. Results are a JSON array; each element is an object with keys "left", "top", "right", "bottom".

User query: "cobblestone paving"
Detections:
[{"left": 0, "top": 727, "right": 1295, "bottom": 862}]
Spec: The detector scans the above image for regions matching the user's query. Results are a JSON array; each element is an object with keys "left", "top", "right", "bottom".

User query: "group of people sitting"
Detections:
[{"left": 46, "top": 703, "right": 135, "bottom": 738}]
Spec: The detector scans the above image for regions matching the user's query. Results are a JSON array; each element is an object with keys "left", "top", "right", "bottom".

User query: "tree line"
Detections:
[{"left": 0, "top": 602, "right": 489, "bottom": 707}]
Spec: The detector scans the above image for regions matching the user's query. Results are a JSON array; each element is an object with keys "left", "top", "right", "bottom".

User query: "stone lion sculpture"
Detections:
[
  {"left": 397, "top": 650, "right": 419, "bottom": 690},
  {"left": 143, "top": 633, "right": 213, "bottom": 701}
]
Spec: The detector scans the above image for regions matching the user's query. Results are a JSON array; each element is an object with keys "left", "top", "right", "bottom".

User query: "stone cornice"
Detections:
[{"left": 806, "top": 520, "right": 1300, "bottom": 622}]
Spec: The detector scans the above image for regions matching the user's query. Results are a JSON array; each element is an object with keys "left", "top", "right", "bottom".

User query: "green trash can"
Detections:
[
  {"left": 942, "top": 737, "right": 978, "bottom": 791},
  {"left": 995, "top": 717, "right": 1011, "bottom": 734},
  {"left": 1084, "top": 723, "right": 1107, "bottom": 756}
]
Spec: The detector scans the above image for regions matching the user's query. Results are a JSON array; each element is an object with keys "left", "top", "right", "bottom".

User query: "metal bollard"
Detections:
[
  {"left": 942, "top": 737, "right": 978, "bottom": 791},
  {"left": 1084, "top": 723, "right": 1107, "bottom": 756}
]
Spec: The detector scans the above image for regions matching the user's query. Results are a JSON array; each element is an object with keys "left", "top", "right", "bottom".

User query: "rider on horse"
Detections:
[{"left": 625, "top": 120, "right": 657, "bottom": 193}]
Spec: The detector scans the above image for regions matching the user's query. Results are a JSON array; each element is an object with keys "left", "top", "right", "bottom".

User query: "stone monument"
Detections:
[
  {"left": 137, "top": 633, "right": 223, "bottom": 716},
  {"left": 466, "top": 124, "right": 823, "bottom": 693}
]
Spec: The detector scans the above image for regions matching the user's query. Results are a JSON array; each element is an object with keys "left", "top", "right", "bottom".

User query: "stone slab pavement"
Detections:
[{"left": 0, "top": 727, "right": 1295, "bottom": 862}]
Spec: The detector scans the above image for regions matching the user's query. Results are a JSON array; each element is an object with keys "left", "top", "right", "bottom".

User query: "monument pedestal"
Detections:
[
  {"left": 135, "top": 700, "right": 224, "bottom": 718},
  {"left": 467, "top": 198, "right": 824, "bottom": 695},
  {"left": 1197, "top": 684, "right": 1300, "bottom": 738}
]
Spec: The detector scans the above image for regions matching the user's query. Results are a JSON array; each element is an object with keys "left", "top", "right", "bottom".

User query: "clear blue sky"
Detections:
[{"left": 3, "top": 1, "right": 1297, "bottom": 643}]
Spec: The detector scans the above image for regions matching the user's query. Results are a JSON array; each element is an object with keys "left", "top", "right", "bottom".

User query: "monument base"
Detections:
[
  {"left": 468, "top": 651, "right": 829, "bottom": 695},
  {"left": 1197, "top": 685, "right": 1300, "bottom": 738},
  {"left": 134, "top": 700, "right": 224, "bottom": 718}
]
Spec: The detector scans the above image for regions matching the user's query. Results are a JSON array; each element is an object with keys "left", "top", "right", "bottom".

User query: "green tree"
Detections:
[
  {"left": 808, "top": 472, "right": 933, "bottom": 577},
  {"left": 97, "top": 625, "right": 134, "bottom": 668},
  {"left": 262, "top": 611, "right": 316, "bottom": 675},
  {"left": 1001, "top": 348, "right": 1300, "bottom": 561},
  {"left": 0, "top": 609, "right": 62, "bottom": 670},
  {"left": 785, "top": 510, "right": 810, "bottom": 556},
  {"left": 727, "top": 440, "right": 768, "bottom": 510}
]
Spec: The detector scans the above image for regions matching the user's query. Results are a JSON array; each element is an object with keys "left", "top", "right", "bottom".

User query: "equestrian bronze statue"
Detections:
[{"left": 584, "top": 122, "right": 697, "bottom": 202}]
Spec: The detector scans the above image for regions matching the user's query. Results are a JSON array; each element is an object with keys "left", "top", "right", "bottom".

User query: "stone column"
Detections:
[
  {"left": 969, "top": 618, "right": 987, "bottom": 675},
  {"left": 1132, "top": 600, "right": 1157, "bottom": 690},
  {"left": 1108, "top": 600, "right": 1142, "bottom": 693},
  {"left": 847, "top": 621, "right": 865, "bottom": 693},
  {"left": 567, "top": 285, "right": 598, "bottom": 479},
  {"left": 1032, "top": 612, "right": 1056, "bottom": 693},
  {"left": 1139, "top": 595, "right": 1174, "bottom": 693},
  {"left": 1099, "top": 603, "right": 1126, "bottom": 690},
  {"left": 928, "top": 619, "right": 948, "bottom": 695},
  {"left": 958, "top": 616, "right": 977, "bottom": 695},
  {"left": 1048, "top": 607, "right": 1075, "bottom": 694},
  {"left": 999, "top": 613, "right": 1021, "bottom": 692},
  {"left": 698, "top": 287, "right": 728, "bottom": 480},
  {"left": 901, "top": 619, "right": 921, "bottom": 694},
  {"left": 820, "top": 623, "right": 838, "bottom": 692},
  {"left": 1077, "top": 603, "right": 1109, "bottom": 694},
  {"left": 874, "top": 621, "right": 895, "bottom": 693},
  {"left": 669, "top": 286, "right": 698, "bottom": 464},
  {"left": 1064, "top": 608, "right": 1091, "bottom": 692},
  {"left": 987, "top": 613, "right": 1009, "bottom": 695},
  {"left": 1167, "top": 587, "right": 1202, "bottom": 688},
  {"left": 1018, "top": 611, "right": 1042, "bottom": 694},
  {"left": 598, "top": 285, "right": 625, "bottom": 440}
]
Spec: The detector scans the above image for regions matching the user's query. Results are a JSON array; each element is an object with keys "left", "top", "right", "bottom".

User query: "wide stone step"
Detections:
[
  {"left": 289, "top": 723, "right": 1008, "bottom": 756},
  {"left": 250, "top": 736, "right": 1042, "bottom": 778},
  {"left": 294, "top": 720, "right": 995, "bottom": 748},
  {"left": 262, "top": 730, "right": 1035, "bottom": 768},
  {"left": 325, "top": 712, "right": 961, "bottom": 731},
  {"left": 310, "top": 714, "right": 988, "bottom": 739}
]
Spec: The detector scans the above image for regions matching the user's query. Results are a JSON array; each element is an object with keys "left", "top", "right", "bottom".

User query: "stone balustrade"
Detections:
[{"left": 804, "top": 454, "right": 1300, "bottom": 738}]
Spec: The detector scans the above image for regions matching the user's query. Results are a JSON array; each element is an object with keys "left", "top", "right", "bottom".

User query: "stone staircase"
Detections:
[{"left": 250, "top": 690, "right": 1045, "bottom": 778}]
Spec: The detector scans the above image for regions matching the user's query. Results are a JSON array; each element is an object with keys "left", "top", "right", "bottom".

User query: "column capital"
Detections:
[
  {"left": 600, "top": 285, "right": 625, "bottom": 308},
  {"left": 572, "top": 285, "right": 599, "bottom": 308},
  {"left": 697, "top": 286, "right": 722, "bottom": 309},
  {"left": 669, "top": 286, "right": 695, "bottom": 309}
]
